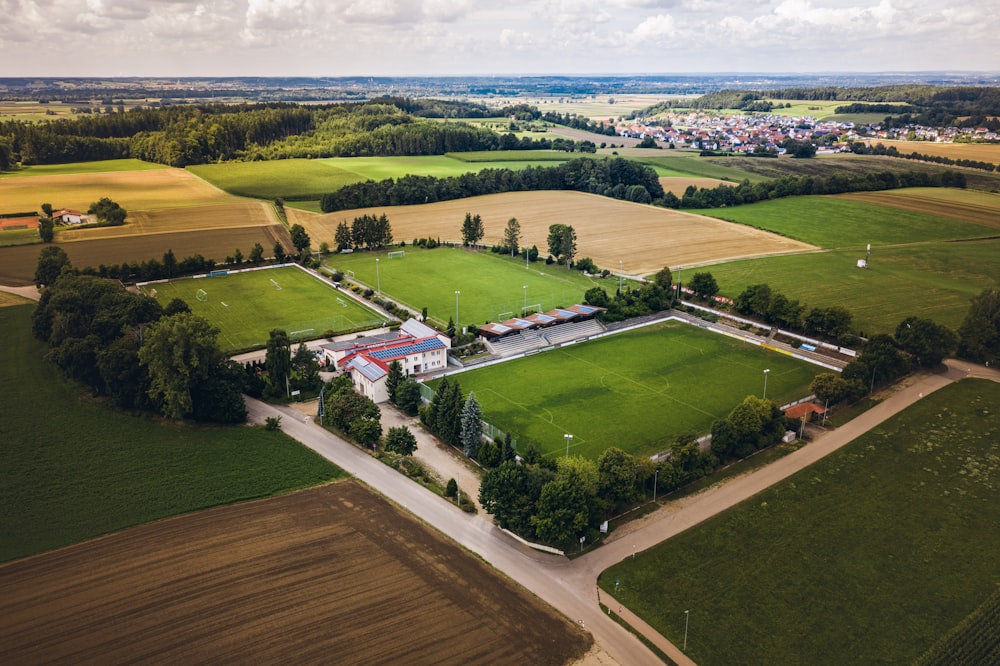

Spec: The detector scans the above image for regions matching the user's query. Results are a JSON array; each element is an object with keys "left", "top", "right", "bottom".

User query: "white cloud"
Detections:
[{"left": 630, "top": 14, "right": 677, "bottom": 43}]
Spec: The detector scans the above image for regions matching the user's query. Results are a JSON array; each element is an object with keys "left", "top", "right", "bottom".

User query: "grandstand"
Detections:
[{"left": 486, "top": 318, "right": 606, "bottom": 358}]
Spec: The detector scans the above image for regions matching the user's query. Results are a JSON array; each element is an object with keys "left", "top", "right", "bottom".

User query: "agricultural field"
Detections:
[
  {"left": 294, "top": 190, "right": 814, "bottom": 279},
  {"left": 696, "top": 193, "right": 997, "bottom": 248},
  {"left": 0, "top": 225, "right": 292, "bottom": 287},
  {"left": 601, "top": 379, "right": 1000, "bottom": 665},
  {"left": 700, "top": 240, "right": 1000, "bottom": 335},
  {"left": 57, "top": 201, "right": 277, "bottom": 241},
  {"left": 433, "top": 321, "right": 820, "bottom": 459},
  {"left": 612, "top": 149, "right": 765, "bottom": 182},
  {"left": 146, "top": 265, "right": 385, "bottom": 350},
  {"left": 659, "top": 176, "right": 731, "bottom": 196},
  {"left": 0, "top": 481, "right": 591, "bottom": 665},
  {"left": 879, "top": 139, "right": 1000, "bottom": 164},
  {"left": 838, "top": 187, "right": 1000, "bottom": 229},
  {"left": 0, "top": 165, "right": 235, "bottom": 212},
  {"left": 325, "top": 246, "right": 610, "bottom": 329},
  {"left": 0, "top": 158, "right": 167, "bottom": 178},
  {"left": 0, "top": 304, "right": 344, "bottom": 563}
]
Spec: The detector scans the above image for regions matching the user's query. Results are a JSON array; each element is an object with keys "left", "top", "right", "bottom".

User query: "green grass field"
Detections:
[
  {"left": 146, "top": 265, "right": 385, "bottom": 350},
  {"left": 601, "top": 379, "right": 1000, "bottom": 665},
  {"left": 696, "top": 196, "right": 996, "bottom": 249},
  {"left": 0, "top": 158, "right": 167, "bottom": 178},
  {"left": 445, "top": 150, "right": 574, "bottom": 162},
  {"left": 701, "top": 240, "right": 999, "bottom": 335},
  {"left": 433, "top": 321, "right": 820, "bottom": 459},
  {"left": 325, "top": 246, "right": 616, "bottom": 329},
  {"left": 0, "top": 303, "right": 345, "bottom": 562},
  {"left": 613, "top": 150, "right": 764, "bottom": 182},
  {"left": 188, "top": 159, "right": 365, "bottom": 200}
]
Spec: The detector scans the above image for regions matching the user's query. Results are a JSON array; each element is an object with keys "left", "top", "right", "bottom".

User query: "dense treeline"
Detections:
[
  {"left": 540, "top": 111, "right": 618, "bottom": 136},
  {"left": 320, "top": 157, "right": 663, "bottom": 212},
  {"left": 845, "top": 141, "right": 997, "bottom": 172},
  {"left": 663, "top": 168, "right": 966, "bottom": 210}
]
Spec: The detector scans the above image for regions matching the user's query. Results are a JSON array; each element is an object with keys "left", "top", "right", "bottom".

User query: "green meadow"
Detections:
[
  {"left": 325, "top": 246, "right": 614, "bottom": 329},
  {"left": 0, "top": 303, "right": 345, "bottom": 563},
  {"left": 0, "top": 158, "right": 167, "bottom": 178},
  {"left": 601, "top": 379, "right": 1000, "bottom": 665},
  {"left": 435, "top": 321, "right": 820, "bottom": 459},
  {"left": 146, "top": 265, "right": 384, "bottom": 350}
]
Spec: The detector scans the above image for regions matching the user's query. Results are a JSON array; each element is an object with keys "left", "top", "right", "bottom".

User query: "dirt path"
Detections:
[{"left": 0, "top": 284, "right": 40, "bottom": 301}]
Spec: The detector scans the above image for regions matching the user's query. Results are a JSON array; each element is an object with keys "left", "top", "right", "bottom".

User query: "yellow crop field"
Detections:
[
  {"left": 659, "top": 176, "right": 731, "bottom": 195},
  {"left": 0, "top": 168, "right": 235, "bottom": 213},
  {"left": 879, "top": 139, "right": 1000, "bottom": 163},
  {"left": 838, "top": 187, "right": 1000, "bottom": 230},
  {"left": 291, "top": 190, "right": 815, "bottom": 276},
  {"left": 57, "top": 202, "right": 277, "bottom": 241}
]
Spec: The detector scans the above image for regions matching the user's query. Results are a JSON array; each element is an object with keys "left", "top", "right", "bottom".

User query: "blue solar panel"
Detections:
[
  {"left": 555, "top": 309, "right": 575, "bottom": 317},
  {"left": 532, "top": 314, "right": 555, "bottom": 323},
  {"left": 576, "top": 305, "right": 597, "bottom": 314},
  {"left": 368, "top": 338, "right": 444, "bottom": 360}
]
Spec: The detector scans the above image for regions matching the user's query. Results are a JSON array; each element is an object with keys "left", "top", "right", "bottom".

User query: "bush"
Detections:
[
  {"left": 445, "top": 478, "right": 458, "bottom": 498},
  {"left": 264, "top": 416, "right": 282, "bottom": 431}
]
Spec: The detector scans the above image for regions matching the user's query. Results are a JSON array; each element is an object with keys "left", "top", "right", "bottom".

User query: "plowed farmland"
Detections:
[
  {"left": 0, "top": 225, "right": 292, "bottom": 286},
  {"left": 292, "top": 190, "right": 814, "bottom": 276},
  {"left": 0, "top": 481, "right": 590, "bottom": 665},
  {"left": 837, "top": 187, "right": 1000, "bottom": 229},
  {"left": 58, "top": 201, "right": 277, "bottom": 241}
]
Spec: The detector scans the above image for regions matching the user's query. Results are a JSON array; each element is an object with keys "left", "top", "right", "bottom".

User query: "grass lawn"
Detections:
[
  {"left": 700, "top": 239, "right": 1000, "bottom": 335},
  {"left": 600, "top": 379, "right": 1000, "bottom": 665},
  {"left": 325, "top": 246, "right": 616, "bottom": 329},
  {"left": 618, "top": 151, "right": 764, "bottom": 183},
  {"left": 0, "top": 228, "right": 43, "bottom": 247},
  {"left": 188, "top": 159, "right": 365, "bottom": 200},
  {"left": 146, "top": 265, "right": 384, "bottom": 351},
  {"left": 445, "top": 150, "right": 574, "bottom": 162},
  {"left": 0, "top": 304, "right": 345, "bottom": 563},
  {"left": 320, "top": 155, "right": 572, "bottom": 182},
  {"left": 0, "top": 159, "right": 167, "bottom": 178},
  {"left": 696, "top": 195, "right": 996, "bottom": 249},
  {"left": 434, "top": 321, "right": 820, "bottom": 459}
]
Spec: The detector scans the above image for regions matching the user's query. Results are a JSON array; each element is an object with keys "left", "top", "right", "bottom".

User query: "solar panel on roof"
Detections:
[
  {"left": 492, "top": 324, "right": 511, "bottom": 333},
  {"left": 555, "top": 309, "right": 575, "bottom": 317},
  {"left": 576, "top": 305, "right": 597, "bottom": 314},
  {"left": 532, "top": 314, "right": 555, "bottom": 323}
]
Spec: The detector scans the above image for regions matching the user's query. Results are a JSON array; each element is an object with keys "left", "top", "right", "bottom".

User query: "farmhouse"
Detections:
[
  {"left": 321, "top": 318, "right": 451, "bottom": 402},
  {"left": 52, "top": 209, "right": 85, "bottom": 225}
]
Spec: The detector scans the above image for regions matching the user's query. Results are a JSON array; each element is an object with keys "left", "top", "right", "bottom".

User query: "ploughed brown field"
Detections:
[
  {"left": 292, "top": 190, "right": 815, "bottom": 276},
  {"left": 0, "top": 225, "right": 292, "bottom": 286},
  {"left": 57, "top": 202, "right": 278, "bottom": 241},
  {"left": 838, "top": 187, "right": 1000, "bottom": 230},
  {"left": 0, "top": 481, "right": 590, "bottom": 665}
]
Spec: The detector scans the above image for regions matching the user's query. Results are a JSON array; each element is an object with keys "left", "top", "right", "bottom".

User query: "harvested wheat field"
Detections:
[
  {"left": 0, "top": 225, "right": 292, "bottom": 286},
  {"left": 838, "top": 187, "right": 1000, "bottom": 229},
  {"left": 292, "top": 190, "right": 815, "bottom": 276},
  {"left": 878, "top": 139, "right": 1000, "bottom": 164},
  {"left": 0, "top": 168, "right": 234, "bottom": 213},
  {"left": 58, "top": 202, "right": 278, "bottom": 241},
  {"left": 0, "top": 481, "right": 590, "bottom": 665},
  {"left": 658, "top": 176, "right": 732, "bottom": 195}
]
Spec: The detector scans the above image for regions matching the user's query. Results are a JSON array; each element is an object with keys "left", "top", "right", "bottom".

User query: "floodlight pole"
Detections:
[
  {"left": 653, "top": 468, "right": 658, "bottom": 502},
  {"left": 684, "top": 610, "right": 690, "bottom": 651},
  {"left": 523, "top": 285, "right": 528, "bottom": 313},
  {"left": 762, "top": 368, "right": 770, "bottom": 400},
  {"left": 455, "top": 290, "right": 460, "bottom": 328},
  {"left": 676, "top": 266, "right": 682, "bottom": 302},
  {"left": 619, "top": 260, "right": 623, "bottom": 294},
  {"left": 564, "top": 433, "right": 573, "bottom": 461},
  {"left": 375, "top": 258, "right": 381, "bottom": 296}
]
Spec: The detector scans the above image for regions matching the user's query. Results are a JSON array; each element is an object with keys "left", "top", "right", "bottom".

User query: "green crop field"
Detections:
[
  {"left": 188, "top": 159, "right": 365, "bottom": 200},
  {"left": 446, "top": 150, "right": 574, "bottom": 163},
  {"left": 614, "top": 151, "right": 764, "bottom": 182},
  {"left": 325, "top": 246, "right": 619, "bottom": 329},
  {"left": 0, "top": 303, "right": 345, "bottom": 563},
  {"left": 696, "top": 196, "right": 996, "bottom": 249},
  {"left": 432, "top": 321, "right": 820, "bottom": 459},
  {"left": 701, "top": 240, "right": 999, "bottom": 335},
  {"left": 601, "top": 379, "right": 1000, "bottom": 665},
  {"left": 0, "top": 158, "right": 167, "bottom": 178},
  {"left": 320, "top": 155, "right": 572, "bottom": 181},
  {"left": 146, "top": 265, "right": 385, "bottom": 350}
]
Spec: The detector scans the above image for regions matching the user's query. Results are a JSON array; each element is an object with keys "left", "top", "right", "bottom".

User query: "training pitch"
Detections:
[
  {"left": 433, "top": 321, "right": 820, "bottom": 459},
  {"left": 145, "top": 265, "right": 385, "bottom": 350}
]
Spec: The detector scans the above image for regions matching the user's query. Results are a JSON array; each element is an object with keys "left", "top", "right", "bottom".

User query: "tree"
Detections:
[
  {"left": 503, "top": 217, "right": 521, "bottom": 256},
  {"left": 386, "top": 360, "right": 404, "bottom": 402},
  {"left": 384, "top": 425, "right": 417, "bottom": 455},
  {"left": 350, "top": 416, "right": 382, "bottom": 448},
  {"left": 461, "top": 212, "right": 485, "bottom": 247},
  {"left": 394, "top": 378, "right": 422, "bottom": 416},
  {"left": 735, "top": 283, "right": 773, "bottom": 318},
  {"left": 290, "top": 342, "right": 321, "bottom": 393},
  {"left": 87, "top": 197, "right": 127, "bottom": 226},
  {"left": 584, "top": 286, "right": 609, "bottom": 308},
  {"left": 531, "top": 478, "right": 589, "bottom": 547},
  {"left": 477, "top": 439, "right": 500, "bottom": 468},
  {"left": 138, "top": 312, "right": 223, "bottom": 420},
  {"left": 460, "top": 392, "right": 483, "bottom": 458},
  {"left": 265, "top": 328, "right": 292, "bottom": 395},
  {"left": 958, "top": 287, "right": 1000, "bottom": 362},
  {"left": 38, "top": 217, "right": 54, "bottom": 243},
  {"left": 164, "top": 297, "right": 190, "bottom": 316},
  {"left": 547, "top": 224, "right": 567, "bottom": 259},
  {"left": 480, "top": 460, "right": 532, "bottom": 530},
  {"left": 273, "top": 242, "right": 286, "bottom": 264},
  {"left": 810, "top": 372, "right": 852, "bottom": 404},
  {"left": 289, "top": 223, "right": 311, "bottom": 254},
  {"left": 689, "top": 272, "right": 719, "bottom": 300},
  {"left": 560, "top": 225, "right": 577, "bottom": 268},
  {"left": 597, "top": 447, "right": 637, "bottom": 505},
  {"left": 34, "top": 246, "right": 72, "bottom": 288},
  {"left": 41, "top": 203, "right": 53, "bottom": 217},
  {"left": 249, "top": 242, "right": 264, "bottom": 264},
  {"left": 335, "top": 221, "right": 353, "bottom": 251},
  {"left": 895, "top": 316, "right": 958, "bottom": 368},
  {"left": 653, "top": 266, "right": 672, "bottom": 291}
]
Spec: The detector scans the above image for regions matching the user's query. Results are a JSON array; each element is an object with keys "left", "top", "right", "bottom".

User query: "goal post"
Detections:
[
  {"left": 149, "top": 288, "right": 157, "bottom": 298},
  {"left": 522, "top": 303, "right": 542, "bottom": 315},
  {"left": 196, "top": 288, "right": 208, "bottom": 302},
  {"left": 387, "top": 250, "right": 405, "bottom": 259},
  {"left": 270, "top": 278, "right": 282, "bottom": 290},
  {"left": 290, "top": 328, "right": 315, "bottom": 340}
]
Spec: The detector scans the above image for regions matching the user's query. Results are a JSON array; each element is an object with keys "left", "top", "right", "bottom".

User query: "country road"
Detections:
[{"left": 248, "top": 359, "right": 999, "bottom": 665}]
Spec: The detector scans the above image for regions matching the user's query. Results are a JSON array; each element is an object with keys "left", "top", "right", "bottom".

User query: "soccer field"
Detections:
[
  {"left": 326, "top": 247, "right": 621, "bottom": 329},
  {"left": 432, "top": 321, "right": 821, "bottom": 459},
  {"left": 145, "top": 266, "right": 385, "bottom": 351}
]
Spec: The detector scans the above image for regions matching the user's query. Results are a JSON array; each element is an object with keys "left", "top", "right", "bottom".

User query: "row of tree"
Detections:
[
  {"left": 845, "top": 141, "right": 997, "bottom": 173},
  {"left": 320, "top": 157, "right": 663, "bottom": 213},
  {"left": 333, "top": 213, "right": 394, "bottom": 251},
  {"left": 733, "top": 283, "right": 855, "bottom": 342}
]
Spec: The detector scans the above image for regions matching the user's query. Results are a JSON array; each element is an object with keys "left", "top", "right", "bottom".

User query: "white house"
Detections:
[
  {"left": 321, "top": 318, "right": 451, "bottom": 403},
  {"left": 52, "top": 209, "right": 85, "bottom": 225}
]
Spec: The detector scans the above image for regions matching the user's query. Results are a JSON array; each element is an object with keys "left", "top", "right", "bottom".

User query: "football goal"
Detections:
[
  {"left": 221, "top": 302, "right": 230, "bottom": 310},
  {"left": 522, "top": 304, "right": 542, "bottom": 315},
  {"left": 290, "top": 328, "right": 315, "bottom": 340},
  {"left": 270, "top": 278, "right": 282, "bottom": 290},
  {"left": 196, "top": 288, "right": 208, "bottom": 302},
  {"left": 497, "top": 311, "right": 514, "bottom": 321},
  {"left": 387, "top": 250, "right": 405, "bottom": 259},
  {"left": 336, "top": 297, "right": 348, "bottom": 308},
  {"left": 346, "top": 270, "right": 355, "bottom": 279}
]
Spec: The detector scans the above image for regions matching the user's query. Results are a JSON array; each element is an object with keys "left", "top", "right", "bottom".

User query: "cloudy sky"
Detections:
[{"left": 2, "top": 0, "right": 997, "bottom": 77}]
